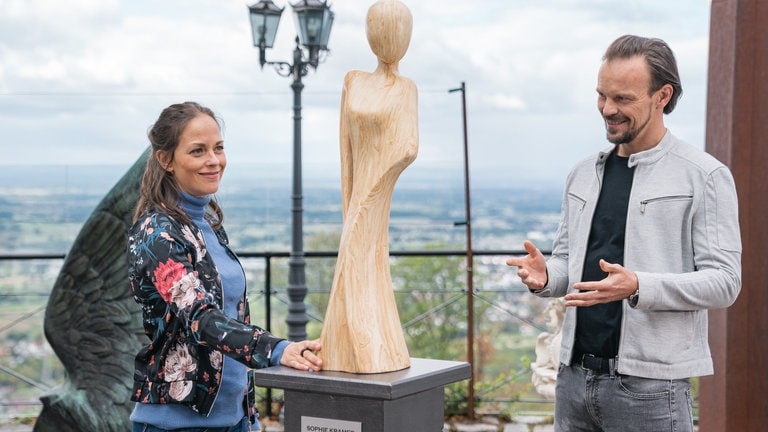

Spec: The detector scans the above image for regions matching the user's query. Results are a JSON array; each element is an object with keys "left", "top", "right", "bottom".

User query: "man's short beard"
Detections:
[
  {"left": 605, "top": 111, "right": 650, "bottom": 145},
  {"left": 607, "top": 129, "right": 637, "bottom": 145}
]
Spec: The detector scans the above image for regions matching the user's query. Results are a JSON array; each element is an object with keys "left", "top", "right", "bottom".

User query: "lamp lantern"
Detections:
[
  {"left": 246, "top": 0, "right": 334, "bottom": 342},
  {"left": 291, "top": 0, "right": 334, "bottom": 67},
  {"left": 248, "top": 0, "right": 285, "bottom": 67}
]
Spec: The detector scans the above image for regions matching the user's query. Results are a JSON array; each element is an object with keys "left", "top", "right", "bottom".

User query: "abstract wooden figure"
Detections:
[{"left": 319, "top": 0, "right": 417, "bottom": 373}]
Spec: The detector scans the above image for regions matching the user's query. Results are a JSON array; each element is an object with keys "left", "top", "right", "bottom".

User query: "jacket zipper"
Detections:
[
  {"left": 639, "top": 195, "right": 693, "bottom": 213},
  {"left": 567, "top": 192, "right": 587, "bottom": 211}
]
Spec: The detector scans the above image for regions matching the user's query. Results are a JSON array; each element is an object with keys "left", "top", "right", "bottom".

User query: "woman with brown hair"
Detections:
[{"left": 128, "top": 101, "right": 322, "bottom": 432}]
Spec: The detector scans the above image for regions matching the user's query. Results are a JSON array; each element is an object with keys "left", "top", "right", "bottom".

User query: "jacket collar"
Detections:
[{"left": 596, "top": 129, "right": 674, "bottom": 167}]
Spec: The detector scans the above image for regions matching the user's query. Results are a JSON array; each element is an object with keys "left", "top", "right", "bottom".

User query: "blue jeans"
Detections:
[
  {"left": 132, "top": 416, "right": 252, "bottom": 432},
  {"left": 554, "top": 362, "right": 694, "bottom": 432}
]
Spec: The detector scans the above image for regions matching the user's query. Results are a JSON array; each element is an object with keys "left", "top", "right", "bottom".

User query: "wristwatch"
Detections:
[{"left": 628, "top": 288, "right": 639, "bottom": 307}]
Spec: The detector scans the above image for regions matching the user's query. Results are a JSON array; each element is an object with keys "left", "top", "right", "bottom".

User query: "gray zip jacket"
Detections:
[{"left": 536, "top": 130, "right": 742, "bottom": 380}]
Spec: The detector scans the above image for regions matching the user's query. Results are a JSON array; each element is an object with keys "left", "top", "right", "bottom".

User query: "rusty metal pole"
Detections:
[
  {"left": 700, "top": 0, "right": 768, "bottom": 430},
  {"left": 450, "top": 81, "right": 475, "bottom": 419}
]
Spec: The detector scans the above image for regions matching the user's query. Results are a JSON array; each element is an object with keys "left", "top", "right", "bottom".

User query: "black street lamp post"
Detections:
[
  {"left": 450, "top": 82, "right": 475, "bottom": 419},
  {"left": 248, "top": 0, "right": 334, "bottom": 341}
]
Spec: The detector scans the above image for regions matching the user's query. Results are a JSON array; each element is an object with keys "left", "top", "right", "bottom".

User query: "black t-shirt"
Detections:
[{"left": 573, "top": 151, "right": 634, "bottom": 359}]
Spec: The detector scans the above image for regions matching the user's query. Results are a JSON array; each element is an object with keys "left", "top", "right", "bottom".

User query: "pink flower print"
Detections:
[
  {"left": 154, "top": 260, "right": 187, "bottom": 303},
  {"left": 163, "top": 343, "right": 197, "bottom": 401},
  {"left": 209, "top": 350, "right": 223, "bottom": 370},
  {"left": 168, "top": 380, "right": 193, "bottom": 401},
  {"left": 181, "top": 225, "right": 206, "bottom": 261},
  {"left": 163, "top": 343, "right": 197, "bottom": 382},
  {"left": 171, "top": 272, "right": 201, "bottom": 309}
]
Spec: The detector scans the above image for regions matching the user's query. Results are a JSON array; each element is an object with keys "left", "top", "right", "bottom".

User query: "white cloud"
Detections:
[
  {"left": 486, "top": 93, "right": 527, "bottom": 111},
  {"left": 0, "top": 0, "right": 712, "bottom": 186}
]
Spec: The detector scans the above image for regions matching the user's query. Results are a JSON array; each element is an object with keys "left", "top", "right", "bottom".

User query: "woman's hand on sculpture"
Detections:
[
  {"left": 281, "top": 339, "right": 323, "bottom": 371},
  {"left": 506, "top": 240, "right": 548, "bottom": 291}
]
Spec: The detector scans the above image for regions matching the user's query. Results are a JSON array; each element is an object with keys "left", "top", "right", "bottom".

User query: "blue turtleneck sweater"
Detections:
[{"left": 131, "top": 192, "right": 250, "bottom": 428}]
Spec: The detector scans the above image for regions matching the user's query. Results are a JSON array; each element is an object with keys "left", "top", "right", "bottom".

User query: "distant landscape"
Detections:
[
  {"left": 0, "top": 163, "right": 564, "bottom": 420},
  {"left": 0, "top": 163, "right": 564, "bottom": 254}
]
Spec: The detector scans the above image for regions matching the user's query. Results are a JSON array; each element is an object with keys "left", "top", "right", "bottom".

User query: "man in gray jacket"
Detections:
[{"left": 506, "top": 35, "right": 741, "bottom": 431}]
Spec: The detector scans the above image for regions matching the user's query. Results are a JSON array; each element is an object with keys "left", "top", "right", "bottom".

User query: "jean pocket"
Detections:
[{"left": 616, "top": 375, "right": 670, "bottom": 400}]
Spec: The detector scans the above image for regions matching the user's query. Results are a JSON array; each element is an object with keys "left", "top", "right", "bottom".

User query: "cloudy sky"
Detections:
[{"left": 0, "top": 0, "right": 712, "bottom": 186}]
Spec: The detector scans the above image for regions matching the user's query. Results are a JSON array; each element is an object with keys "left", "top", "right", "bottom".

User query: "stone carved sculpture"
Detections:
[
  {"left": 530, "top": 298, "right": 565, "bottom": 400},
  {"left": 319, "top": 0, "right": 417, "bottom": 374},
  {"left": 34, "top": 149, "right": 148, "bottom": 432}
]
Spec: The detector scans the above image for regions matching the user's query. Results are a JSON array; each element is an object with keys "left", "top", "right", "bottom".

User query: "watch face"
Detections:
[{"left": 629, "top": 292, "right": 639, "bottom": 307}]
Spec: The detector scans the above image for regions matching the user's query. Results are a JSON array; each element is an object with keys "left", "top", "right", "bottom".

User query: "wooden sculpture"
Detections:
[{"left": 319, "top": 0, "right": 417, "bottom": 374}]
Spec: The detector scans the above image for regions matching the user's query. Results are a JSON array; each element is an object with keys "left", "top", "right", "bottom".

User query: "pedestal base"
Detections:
[{"left": 254, "top": 357, "right": 471, "bottom": 432}]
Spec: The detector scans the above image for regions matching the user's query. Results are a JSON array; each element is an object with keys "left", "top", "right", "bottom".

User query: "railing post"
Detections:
[{"left": 264, "top": 254, "right": 273, "bottom": 418}]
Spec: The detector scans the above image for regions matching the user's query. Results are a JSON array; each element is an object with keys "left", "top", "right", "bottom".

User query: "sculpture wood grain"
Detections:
[{"left": 319, "top": 0, "right": 417, "bottom": 374}]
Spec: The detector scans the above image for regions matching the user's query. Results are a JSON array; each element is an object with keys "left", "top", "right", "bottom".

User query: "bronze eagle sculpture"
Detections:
[{"left": 35, "top": 149, "right": 148, "bottom": 432}]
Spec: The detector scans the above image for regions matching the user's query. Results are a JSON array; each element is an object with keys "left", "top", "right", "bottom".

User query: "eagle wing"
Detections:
[{"left": 34, "top": 149, "right": 148, "bottom": 432}]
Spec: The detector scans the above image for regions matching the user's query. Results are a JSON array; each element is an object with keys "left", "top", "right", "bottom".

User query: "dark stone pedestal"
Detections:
[{"left": 253, "top": 357, "right": 471, "bottom": 432}]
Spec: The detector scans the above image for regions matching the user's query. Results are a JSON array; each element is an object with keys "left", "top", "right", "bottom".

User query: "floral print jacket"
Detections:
[{"left": 128, "top": 210, "right": 284, "bottom": 418}]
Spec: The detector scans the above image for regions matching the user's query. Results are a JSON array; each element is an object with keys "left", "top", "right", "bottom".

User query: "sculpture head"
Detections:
[{"left": 366, "top": 0, "right": 412, "bottom": 65}]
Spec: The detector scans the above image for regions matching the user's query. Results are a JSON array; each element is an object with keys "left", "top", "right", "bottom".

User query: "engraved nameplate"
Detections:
[{"left": 300, "top": 416, "right": 362, "bottom": 432}]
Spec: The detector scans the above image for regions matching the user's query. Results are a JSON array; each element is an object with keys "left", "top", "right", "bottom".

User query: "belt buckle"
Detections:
[
  {"left": 580, "top": 354, "right": 602, "bottom": 372},
  {"left": 580, "top": 354, "right": 616, "bottom": 377}
]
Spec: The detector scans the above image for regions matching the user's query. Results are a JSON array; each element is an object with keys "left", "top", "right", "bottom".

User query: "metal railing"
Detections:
[{"left": 0, "top": 248, "right": 555, "bottom": 422}]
